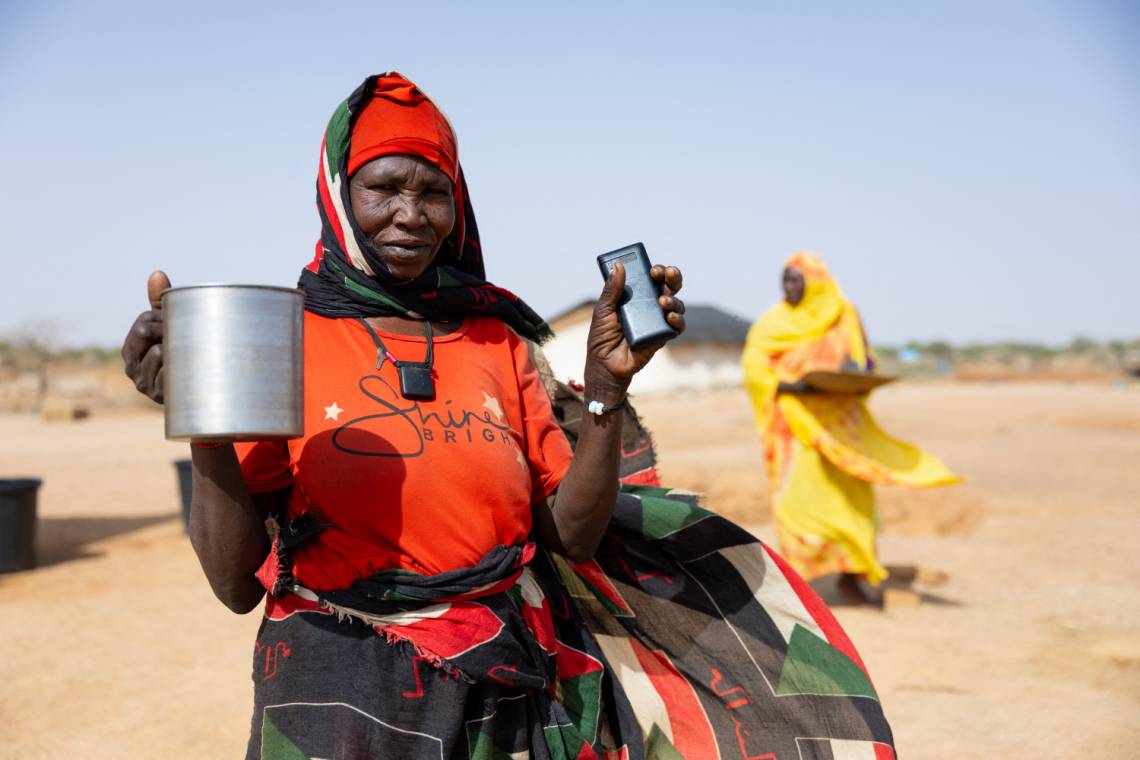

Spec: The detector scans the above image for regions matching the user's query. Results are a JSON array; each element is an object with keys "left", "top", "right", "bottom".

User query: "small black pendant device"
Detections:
[{"left": 356, "top": 318, "right": 436, "bottom": 400}]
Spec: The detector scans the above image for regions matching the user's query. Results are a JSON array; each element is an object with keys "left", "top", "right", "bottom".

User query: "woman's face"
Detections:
[
  {"left": 349, "top": 155, "right": 456, "bottom": 280},
  {"left": 782, "top": 266, "right": 805, "bottom": 306}
]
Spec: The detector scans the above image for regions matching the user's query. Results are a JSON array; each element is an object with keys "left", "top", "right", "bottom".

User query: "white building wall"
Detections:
[
  {"left": 542, "top": 322, "right": 744, "bottom": 396},
  {"left": 542, "top": 320, "right": 593, "bottom": 387}
]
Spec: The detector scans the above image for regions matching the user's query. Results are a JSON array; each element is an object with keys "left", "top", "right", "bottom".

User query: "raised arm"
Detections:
[{"left": 533, "top": 264, "right": 684, "bottom": 562}]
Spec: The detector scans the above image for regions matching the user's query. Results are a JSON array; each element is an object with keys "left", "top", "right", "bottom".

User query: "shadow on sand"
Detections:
[
  {"left": 810, "top": 564, "right": 963, "bottom": 609},
  {"left": 33, "top": 513, "right": 178, "bottom": 569}
]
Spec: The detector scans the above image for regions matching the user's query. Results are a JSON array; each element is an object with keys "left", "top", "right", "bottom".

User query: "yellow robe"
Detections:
[{"left": 742, "top": 252, "right": 958, "bottom": 584}]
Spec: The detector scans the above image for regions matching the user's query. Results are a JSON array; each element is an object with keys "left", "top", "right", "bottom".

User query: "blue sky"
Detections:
[{"left": 1, "top": 1, "right": 1137, "bottom": 347}]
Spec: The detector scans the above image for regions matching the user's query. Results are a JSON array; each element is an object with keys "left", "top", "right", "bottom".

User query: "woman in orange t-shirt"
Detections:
[
  {"left": 124, "top": 70, "right": 682, "bottom": 755},
  {"left": 122, "top": 73, "right": 896, "bottom": 759}
]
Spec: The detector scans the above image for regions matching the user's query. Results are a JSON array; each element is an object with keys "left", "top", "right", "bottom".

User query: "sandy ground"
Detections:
[{"left": 2, "top": 381, "right": 1138, "bottom": 759}]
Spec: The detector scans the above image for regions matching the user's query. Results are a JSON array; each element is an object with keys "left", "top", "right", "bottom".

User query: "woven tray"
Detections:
[{"left": 800, "top": 370, "right": 899, "bottom": 393}]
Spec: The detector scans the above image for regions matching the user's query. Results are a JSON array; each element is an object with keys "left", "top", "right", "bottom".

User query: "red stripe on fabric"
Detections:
[
  {"left": 306, "top": 240, "right": 322, "bottom": 273},
  {"left": 620, "top": 467, "right": 662, "bottom": 487},
  {"left": 520, "top": 595, "right": 557, "bottom": 655},
  {"left": 256, "top": 538, "right": 279, "bottom": 591},
  {"left": 264, "top": 593, "right": 327, "bottom": 621},
  {"left": 574, "top": 740, "right": 599, "bottom": 760},
  {"left": 554, "top": 640, "right": 604, "bottom": 680},
  {"left": 622, "top": 442, "right": 654, "bottom": 458},
  {"left": 762, "top": 544, "right": 871, "bottom": 679},
  {"left": 516, "top": 541, "right": 537, "bottom": 567},
  {"left": 382, "top": 602, "right": 504, "bottom": 660},
  {"left": 627, "top": 637, "right": 718, "bottom": 759},
  {"left": 482, "top": 283, "right": 523, "bottom": 303},
  {"left": 569, "top": 559, "right": 635, "bottom": 616},
  {"left": 316, "top": 137, "right": 346, "bottom": 252},
  {"left": 452, "top": 166, "right": 466, "bottom": 257},
  {"left": 434, "top": 571, "right": 522, "bottom": 603},
  {"left": 873, "top": 742, "right": 896, "bottom": 760}
]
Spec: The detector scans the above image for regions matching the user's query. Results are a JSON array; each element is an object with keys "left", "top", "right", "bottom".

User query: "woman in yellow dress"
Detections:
[{"left": 742, "top": 251, "right": 958, "bottom": 601}]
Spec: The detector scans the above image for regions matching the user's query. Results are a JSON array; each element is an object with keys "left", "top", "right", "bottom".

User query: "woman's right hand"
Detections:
[{"left": 121, "top": 271, "right": 171, "bottom": 404}]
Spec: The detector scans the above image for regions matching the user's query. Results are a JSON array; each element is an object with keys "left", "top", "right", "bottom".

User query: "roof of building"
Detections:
[{"left": 546, "top": 300, "right": 752, "bottom": 345}]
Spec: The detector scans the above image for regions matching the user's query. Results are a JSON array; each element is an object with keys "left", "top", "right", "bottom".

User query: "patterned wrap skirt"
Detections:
[{"left": 246, "top": 486, "right": 895, "bottom": 759}]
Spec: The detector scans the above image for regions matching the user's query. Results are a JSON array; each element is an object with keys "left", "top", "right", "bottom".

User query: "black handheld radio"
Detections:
[{"left": 596, "top": 242, "right": 678, "bottom": 350}]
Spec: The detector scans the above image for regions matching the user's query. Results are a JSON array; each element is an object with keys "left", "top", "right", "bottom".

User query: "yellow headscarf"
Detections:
[
  {"left": 743, "top": 250, "right": 954, "bottom": 484},
  {"left": 746, "top": 251, "right": 868, "bottom": 370}
]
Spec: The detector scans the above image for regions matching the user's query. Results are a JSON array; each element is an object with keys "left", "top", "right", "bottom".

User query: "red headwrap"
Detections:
[
  {"left": 347, "top": 72, "right": 458, "bottom": 184},
  {"left": 298, "top": 72, "right": 552, "bottom": 343}
]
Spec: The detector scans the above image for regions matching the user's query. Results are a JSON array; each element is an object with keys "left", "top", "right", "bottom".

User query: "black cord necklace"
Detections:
[{"left": 355, "top": 317, "right": 436, "bottom": 400}]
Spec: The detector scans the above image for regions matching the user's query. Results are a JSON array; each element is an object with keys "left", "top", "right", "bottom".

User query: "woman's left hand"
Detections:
[
  {"left": 583, "top": 263, "right": 685, "bottom": 398},
  {"left": 542, "top": 263, "right": 683, "bottom": 562}
]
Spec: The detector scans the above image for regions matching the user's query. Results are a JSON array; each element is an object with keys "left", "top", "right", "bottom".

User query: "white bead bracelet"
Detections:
[{"left": 587, "top": 398, "right": 627, "bottom": 416}]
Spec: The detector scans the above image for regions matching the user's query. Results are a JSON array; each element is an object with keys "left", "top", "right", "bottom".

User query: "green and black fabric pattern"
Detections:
[{"left": 248, "top": 486, "right": 895, "bottom": 759}]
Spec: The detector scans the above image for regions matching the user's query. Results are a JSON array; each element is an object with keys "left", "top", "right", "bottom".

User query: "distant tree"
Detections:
[
  {"left": 59, "top": 345, "right": 119, "bottom": 366},
  {"left": 873, "top": 345, "right": 899, "bottom": 360},
  {"left": 959, "top": 343, "right": 987, "bottom": 360},
  {"left": 10, "top": 321, "right": 59, "bottom": 411},
  {"left": 1068, "top": 336, "right": 1098, "bottom": 353},
  {"left": 924, "top": 340, "right": 955, "bottom": 361}
]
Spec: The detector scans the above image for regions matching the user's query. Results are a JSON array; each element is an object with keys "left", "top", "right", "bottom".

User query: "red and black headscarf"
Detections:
[{"left": 298, "top": 72, "right": 552, "bottom": 343}]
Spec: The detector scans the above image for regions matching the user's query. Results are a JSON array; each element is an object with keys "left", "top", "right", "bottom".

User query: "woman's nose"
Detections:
[{"left": 392, "top": 193, "right": 427, "bottom": 228}]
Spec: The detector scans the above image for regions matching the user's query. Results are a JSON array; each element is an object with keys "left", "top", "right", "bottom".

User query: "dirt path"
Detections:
[{"left": 2, "top": 382, "right": 1138, "bottom": 758}]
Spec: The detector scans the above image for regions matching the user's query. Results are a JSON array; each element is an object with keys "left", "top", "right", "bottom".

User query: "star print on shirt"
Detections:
[
  {"left": 482, "top": 391, "right": 504, "bottom": 421},
  {"left": 323, "top": 402, "right": 343, "bottom": 421}
]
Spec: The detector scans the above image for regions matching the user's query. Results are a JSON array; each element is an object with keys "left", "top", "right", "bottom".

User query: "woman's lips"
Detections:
[{"left": 378, "top": 242, "right": 431, "bottom": 258}]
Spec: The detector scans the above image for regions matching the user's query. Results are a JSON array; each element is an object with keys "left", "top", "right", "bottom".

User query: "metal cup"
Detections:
[{"left": 162, "top": 285, "right": 304, "bottom": 441}]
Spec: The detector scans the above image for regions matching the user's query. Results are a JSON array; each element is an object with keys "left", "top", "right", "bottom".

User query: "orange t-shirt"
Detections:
[{"left": 235, "top": 312, "right": 573, "bottom": 590}]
